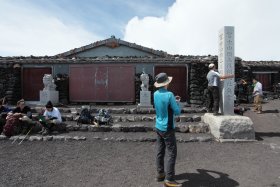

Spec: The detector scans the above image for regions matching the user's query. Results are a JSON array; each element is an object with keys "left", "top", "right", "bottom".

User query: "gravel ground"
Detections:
[{"left": 0, "top": 100, "right": 280, "bottom": 187}]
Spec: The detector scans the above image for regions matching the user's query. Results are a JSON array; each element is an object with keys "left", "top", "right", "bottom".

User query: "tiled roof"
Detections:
[
  {"left": 0, "top": 55, "right": 214, "bottom": 65},
  {"left": 241, "top": 61, "right": 280, "bottom": 69},
  {"left": 55, "top": 36, "right": 170, "bottom": 58}
]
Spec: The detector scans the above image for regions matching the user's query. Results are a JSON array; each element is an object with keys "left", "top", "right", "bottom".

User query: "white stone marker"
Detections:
[
  {"left": 218, "top": 26, "right": 235, "bottom": 115},
  {"left": 203, "top": 26, "right": 255, "bottom": 141}
]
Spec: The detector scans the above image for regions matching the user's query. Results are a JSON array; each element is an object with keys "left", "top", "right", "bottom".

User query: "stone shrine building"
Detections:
[{"left": 0, "top": 36, "right": 279, "bottom": 105}]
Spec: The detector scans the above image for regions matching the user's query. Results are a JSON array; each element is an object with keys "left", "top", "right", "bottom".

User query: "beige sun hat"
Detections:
[{"left": 154, "top": 72, "right": 173, "bottom": 88}]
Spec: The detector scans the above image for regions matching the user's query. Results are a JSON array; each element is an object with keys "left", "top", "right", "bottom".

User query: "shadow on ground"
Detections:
[
  {"left": 262, "top": 109, "right": 279, "bottom": 114},
  {"left": 175, "top": 169, "right": 239, "bottom": 187},
  {"left": 255, "top": 132, "right": 280, "bottom": 141}
]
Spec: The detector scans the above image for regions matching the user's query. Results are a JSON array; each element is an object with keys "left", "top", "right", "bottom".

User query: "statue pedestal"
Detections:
[
  {"left": 138, "top": 91, "right": 153, "bottom": 108},
  {"left": 202, "top": 113, "right": 255, "bottom": 140},
  {"left": 40, "top": 90, "right": 59, "bottom": 105}
]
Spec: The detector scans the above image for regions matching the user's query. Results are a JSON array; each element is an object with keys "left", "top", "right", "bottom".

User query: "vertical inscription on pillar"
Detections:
[{"left": 218, "top": 26, "right": 235, "bottom": 115}]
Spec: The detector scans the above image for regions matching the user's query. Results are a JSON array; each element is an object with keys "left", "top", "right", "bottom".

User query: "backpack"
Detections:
[
  {"left": 77, "top": 108, "right": 93, "bottom": 125},
  {"left": 3, "top": 114, "right": 21, "bottom": 137},
  {"left": 94, "top": 109, "right": 112, "bottom": 125}
]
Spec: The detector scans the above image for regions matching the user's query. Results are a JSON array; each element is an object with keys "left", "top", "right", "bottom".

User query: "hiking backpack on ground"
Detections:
[
  {"left": 77, "top": 108, "right": 94, "bottom": 125},
  {"left": 3, "top": 115, "right": 21, "bottom": 137}
]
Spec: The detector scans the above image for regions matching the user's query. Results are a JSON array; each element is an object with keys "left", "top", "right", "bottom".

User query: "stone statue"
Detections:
[
  {"left": 43, "top": 74, "right": 56, "bottom": 91},
  {"left": 140, "top": 70, "right": 149, "bottom": 91}
]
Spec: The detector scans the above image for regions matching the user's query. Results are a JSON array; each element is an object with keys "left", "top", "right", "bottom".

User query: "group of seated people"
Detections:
[{"left": 0, "top": 98, "right": 64, "bottom": 137}]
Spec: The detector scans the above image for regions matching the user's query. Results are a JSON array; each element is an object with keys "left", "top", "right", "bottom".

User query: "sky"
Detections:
[{"left": 0, "top": 0, "right": 279, "bottom": 60}]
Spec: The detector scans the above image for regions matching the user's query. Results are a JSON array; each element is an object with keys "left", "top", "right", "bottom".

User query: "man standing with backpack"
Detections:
[{"left": 153, "top": 72, "right": 182, "bottom": 187}]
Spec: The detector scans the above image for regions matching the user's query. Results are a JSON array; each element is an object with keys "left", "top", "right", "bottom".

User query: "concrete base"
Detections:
[
  {"left": 202, "top": 113, "right": 255, "bottom": 140},
  {"left": 138, "top": 91, "right": 152, "bottom": 108},
  {"left": 40, "top": 90, "right": 59, "bottom": 105}
]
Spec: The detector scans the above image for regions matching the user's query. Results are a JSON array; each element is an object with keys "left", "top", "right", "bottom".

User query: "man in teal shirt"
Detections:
[{"left": 154, "top": 72, "right": 182, "bottom": 187}]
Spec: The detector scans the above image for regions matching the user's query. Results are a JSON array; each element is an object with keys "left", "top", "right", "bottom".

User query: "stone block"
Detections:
[
  {"left": 192, "top": 115, "right": 201, "bottom": 122},
  {"left": 52, "top": 136, "right": 65, "bottom": 141},
  {"left": 112, "top": 124, "right": 122, "bottom": 132},
  {"left": 40, "top": 90, "right": 59, "bottom": 105},
  {"left": 112, "top": 116, "right": 121, "bottom": 123},
  {"left": 142, "top": 116, "right": 154, "bottom": 121},
  {"left": 73, "top": 136, "right": 86, "bottom": 141},
  {"left": 126, "top": 116, "right": 135, "bottom": 122},
  {"left": 64, "top": 114, "right": 73, "bottom": 121},
  {"left": 121, "top": 116, "right": 127, "bottom": 122},
  {"left": 203, "top": 113, "right": 255, "bottom": 140},
  {"left": 79, "top": 125, "right": 88, "bottom": 131},
  {"left": 42, "top": 136, "right": 53, "bottom": 141},
  {"left": 130, "top": 124, "right": 146, "bottom": 132},
  {"left": 29, "top": 136, "right": 43, "bottom": 141},
  {"left": 66, "top": 124, "right": 74, "bottom": 131},
  {"left": 177, "top": 125, "right": 189, "bottom": 133},
  {"left": 179, "top": 116, "right": 188, "bottom": 122},
  {"left": 134, "top": 116, "right": 142, "bottom": 122},
  {"left": 129, "top": 108, "right": 137, "bottom": 114},
  {"left": 189, "top": 123, "right": 209, "bottom": 133},
  {"left": 186, "top": 117, "right": 194, "bottom": 122},
  {"left": 138, "top": 91, "right": 152, "bottom": 107},
  {"left": 0, "top": 135, "right": 8, "bottom": 140},
  {"left": 109, "top": 108, "right": 125, "bottom": 114}
]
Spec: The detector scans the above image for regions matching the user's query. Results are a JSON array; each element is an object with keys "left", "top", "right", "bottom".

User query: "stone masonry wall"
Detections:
[
  {"left": 188, "top": 60, "right": 245, "bottom": 106},
  {"left": 0, "top": 66, "right": 21, "bottom": 104},
  {"left": 189, "top": 63, "right": 209, "bottom": 106}
]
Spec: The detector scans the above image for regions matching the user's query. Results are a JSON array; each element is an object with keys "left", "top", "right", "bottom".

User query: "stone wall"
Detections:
[
  {"left": 0, "top": 66, "right": 21, "bottom": 104},
  {"left": 188, "top": 63, "right": 209, "bottom": 106},
  {"left": 188, "top": 59, "right": 245, "bottom": 106}
]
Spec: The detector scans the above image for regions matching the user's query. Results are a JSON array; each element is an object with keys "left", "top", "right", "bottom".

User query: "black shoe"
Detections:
[
  {"left": 156, "top": 172, "right": 165, "bottom": 182},
  {"left": 164, "top": 180, "right": 182, "bottom": 187}
]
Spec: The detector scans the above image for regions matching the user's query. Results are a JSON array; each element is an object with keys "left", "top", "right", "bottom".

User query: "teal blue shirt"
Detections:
[{"left": 154, "top": 88, "right": 181, "bottom": 132}]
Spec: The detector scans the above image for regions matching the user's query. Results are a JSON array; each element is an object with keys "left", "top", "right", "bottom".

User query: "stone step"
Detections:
[
  {"left": 0, "top": 134, "right": 86, "bottom": 142},
  {"left": 32, "top": 113, "right": 203, "bottom": 123},
  {"left": 67, "top": 131, "right": 214, "bottom": 143},
  {"left": 0, "top": 132, "right": 214, "bottom": 143},
  {"left": 31, "top": 106, "right": 207, "bottom": 115},
  {"left": 64, "top": 121, "right": 210, "bottom": 133}
]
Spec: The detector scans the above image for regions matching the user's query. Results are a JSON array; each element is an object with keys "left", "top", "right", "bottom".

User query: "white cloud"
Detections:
[
  {"left": 124, "top": 0, "right": 280, "bottom": 60},
  {"left": 0, "top": 1, "right": 101, "bottom": 56}
]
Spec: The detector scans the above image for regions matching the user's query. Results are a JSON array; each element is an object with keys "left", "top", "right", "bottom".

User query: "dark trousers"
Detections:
[
  {"left": 156, "top": 129, "right": 177, "bottom": 181},
  {"left": 208, "top": 86, "right": 220, "bottom": 113}
]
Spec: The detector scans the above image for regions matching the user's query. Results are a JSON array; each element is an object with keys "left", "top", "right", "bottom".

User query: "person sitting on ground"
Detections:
[
  {"left": 0, "top": 97, "right": 11, "bottom": 134},
  {"left": 39, "top": 101, "right": 62, "bottom": 135},
  {"left": 11, "top": 99, "right": 34, "bottom": 134}
]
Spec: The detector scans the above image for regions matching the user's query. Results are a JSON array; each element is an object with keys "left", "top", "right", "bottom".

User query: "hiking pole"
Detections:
[
  {"left": 12, "top": 134, "right": 21, "bottom": 144},
  {"left": 18, "top": 126, "right": 33, "bottom": 145}
]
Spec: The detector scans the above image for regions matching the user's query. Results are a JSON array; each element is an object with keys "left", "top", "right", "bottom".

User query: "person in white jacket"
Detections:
[
  {"left": 39, "top": 101, "right": 62, "bottom": 135},
  {"left": 252, "top": 77, "right": 263, "bottom": 114}
]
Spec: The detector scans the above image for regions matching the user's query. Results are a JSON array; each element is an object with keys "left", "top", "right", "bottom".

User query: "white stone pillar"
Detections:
[{"left": 218, "top": 26, "right": 235, "bottom": 115}]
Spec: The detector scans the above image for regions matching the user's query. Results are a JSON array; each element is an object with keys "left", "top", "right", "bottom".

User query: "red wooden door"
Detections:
[
  {"left": 69, "top": 64, "right": 135, "bottom": 102},
  {"left": 22, "top": 67, "right": 52, "bottom": 100},
  {"left": 154, "top": 66, "right": 187, "bottom": 101},
  {"left": 255, "top": 74, "right": 271, "bottom": 91}
]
